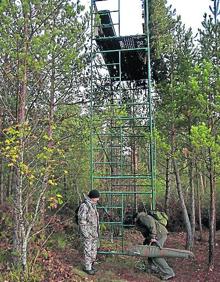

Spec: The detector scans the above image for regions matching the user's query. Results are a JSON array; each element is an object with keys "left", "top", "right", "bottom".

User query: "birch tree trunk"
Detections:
[{"left": 13, "top": 4, "right": 29, "bottom": 271}]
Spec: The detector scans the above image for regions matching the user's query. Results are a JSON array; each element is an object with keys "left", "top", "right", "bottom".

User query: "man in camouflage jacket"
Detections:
[
  {"left": 78, "top": 189, "right": 100, "bottom": 275},
  {"left": 135, "top": 211, "right": 175, "bottom": 280}
]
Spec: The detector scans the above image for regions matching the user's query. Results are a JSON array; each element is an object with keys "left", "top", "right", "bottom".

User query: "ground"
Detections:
[
  {"left": 40, "top": 229, "right": 220, "bottom": 282},
  {"left": 1, "top": 215, "right": 220, "bottom": 282}
]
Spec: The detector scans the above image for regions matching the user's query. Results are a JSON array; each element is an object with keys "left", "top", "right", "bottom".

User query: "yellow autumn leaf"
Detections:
[{"left": 48, "top": 179, "right": 56, "bottom": 186}]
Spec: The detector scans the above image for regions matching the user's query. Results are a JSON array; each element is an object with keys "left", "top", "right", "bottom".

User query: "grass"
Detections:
[
  {"left": 0, "top": 264, "right": 44, "bottom": 282},
  {"left": 46, "top": 232, "right": 69, "bottom": 250}
]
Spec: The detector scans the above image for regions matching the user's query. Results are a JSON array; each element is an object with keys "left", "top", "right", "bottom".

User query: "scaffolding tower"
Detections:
[{"left": 90, "top": 0, "right": 156, "bottom": 254}]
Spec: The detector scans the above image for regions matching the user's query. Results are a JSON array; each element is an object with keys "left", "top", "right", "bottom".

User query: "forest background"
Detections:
[{"left": 0, "top": 0, "right": 219, "bottom": 281}]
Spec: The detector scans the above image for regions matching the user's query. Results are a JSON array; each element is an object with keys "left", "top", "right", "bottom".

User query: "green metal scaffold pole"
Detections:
[{"left": 89, "top": 0, "right": 156, "bottom": 255}]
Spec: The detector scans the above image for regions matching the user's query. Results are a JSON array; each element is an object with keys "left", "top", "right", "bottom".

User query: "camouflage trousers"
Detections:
[
  {"left": 81, "top": 237, "right": 98, "bottom": 270},
  {"left": 147, "top": 234, "right": 175, "bottom": 277}
]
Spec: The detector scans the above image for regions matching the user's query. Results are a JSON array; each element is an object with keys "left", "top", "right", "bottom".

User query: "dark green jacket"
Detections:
[{"left": 135, "top": 212, "right": 168, "bottom": 243}]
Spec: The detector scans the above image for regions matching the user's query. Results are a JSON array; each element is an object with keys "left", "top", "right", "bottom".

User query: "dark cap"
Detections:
[{"left": 88, "top": 189, "right": 100, "bottom": 199}]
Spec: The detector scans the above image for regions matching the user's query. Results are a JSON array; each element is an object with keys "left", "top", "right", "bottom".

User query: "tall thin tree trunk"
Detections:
[
  {"left": 164, "top": 157, "right": 171, "bottom": 215},
  {"left": 171, "top": 126, "right": 193, "bottom": 250},
  {"left": 195, "top": 165, "right": 203, "bottom": 241},
  {"left": 13, "top": 4, "right": 29, "bottom": 272},
  {"left": 7, "top": 167, "right": 13, "bottom": 197},
  {"left": 131, "top": 144, "right": 138, "bottom": 210},
  {"left": 40, "top": 51, "right": 56, "bottom": 235},
  {"left": 172, "top": 158, "right": 193, "bottom": 250},
  {"left": 187, "top": 117, "right": 195, "bottom": 246},
  {"left": 63, "top": 174, "right": 67, "bottom": 195},
  {"left": 0, "top": 158, "right": 4, "bottom": 205},
  {"left": 189, "top": 158, "right": 195, "bottom": 247},
  {"left": 208, "top": 149, "right": 216, "bottom": 270},
  {"left": 199, "top": 172, "right": 205, "bottom": 194},
  {"left": 0, "top": 108, "right": 4, "bottom": 204}
]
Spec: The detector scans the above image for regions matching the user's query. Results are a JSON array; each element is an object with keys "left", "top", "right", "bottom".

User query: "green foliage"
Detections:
[
  {"left": 47, "top": 232, "right": 68, "bottom": 250},
  {"left": 0, "top": 0, "right": 219, "bottom": 274},
  {"left": 0, "top": 209, "right": 13, "bottom": 240},
  {"left": 191, "top": 123, "right": 213, "bottom": 148},
  {"left": 0, "top": 249, "right": 11, "bottom": 263},
  {"left": 149, "top": 0, "right": 176, "bottom": 58},
  {"left": 48, "top": 194, "right": 64, "bottom": 209},
  {"left": 0, "top": 0, "right": 90, "bottom": 272},
  {"left": 155, "top": 129, "right": 171, "bottom": 155},
  {"left": 53, "top": 104, "right": 91, "bottom": 204},
  {"left": 0, "top": 263, "right": 44, "bottom": 282},
  {"left": 191, "top": 123, "right": 220, "bottom": 169},
  {"left": 1, "top": 122, "right": 67, "bottom": 191}
]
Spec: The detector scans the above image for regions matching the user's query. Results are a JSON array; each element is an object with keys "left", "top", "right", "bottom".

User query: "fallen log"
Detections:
[{"left": 128, "top": 245, "right": 194, "bottom": 259}]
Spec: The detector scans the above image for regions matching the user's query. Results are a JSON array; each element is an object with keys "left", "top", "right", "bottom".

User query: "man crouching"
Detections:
[{"left": 134, "top": 211, "right": 175, "bottom": 280}]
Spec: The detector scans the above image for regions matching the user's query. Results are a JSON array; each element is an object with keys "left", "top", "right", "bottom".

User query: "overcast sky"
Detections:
[
  {"left": 82, "top": 0, "right": 211, "bottom": 35},
  {"left": 167, "top": 0, "right": 211, "bottom": 33}
]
